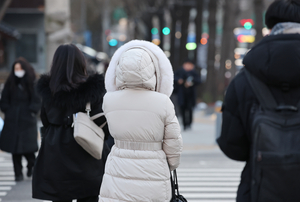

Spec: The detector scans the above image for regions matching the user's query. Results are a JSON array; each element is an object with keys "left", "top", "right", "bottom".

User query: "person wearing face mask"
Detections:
[{"left": 0, "top": 57, "right": 41, "bottom": 181}]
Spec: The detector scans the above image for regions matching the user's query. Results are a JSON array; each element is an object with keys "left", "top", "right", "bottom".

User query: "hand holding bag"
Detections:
[
  {"left": 72, "top": 103, "right": 106, "bottom": 160},
  {"left": 170, "top": 169, "right": 188, "bottom": 202}
]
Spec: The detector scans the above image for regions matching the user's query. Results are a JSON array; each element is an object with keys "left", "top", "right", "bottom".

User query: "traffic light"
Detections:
[
  {"left": 151, "top": 28, "right": 158, "bottom": 35},
  {"left": 109, "top": 39, "right": 118, "bottom": 46},
  {"left": 240, "top": 19, "right": 254, "bottom": 30},
  {"left": 162, "top": 27, "right": 170, "bottom": 35},
  {"left": 186, "top": 43, "right": 197, "bottom": 50}
]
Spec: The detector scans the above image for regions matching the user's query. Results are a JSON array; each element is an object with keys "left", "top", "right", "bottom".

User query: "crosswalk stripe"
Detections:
[
  {"left": 0, "top": 182, "right": 16, "bottom": 186},
  {"left": 182, "top": 193, "right": 236, "bottom": 199},
  {"left": 178, "top": 177, "right": 240, "bottom": 182},
  {"left": 0, "top": 187, "right": 11, "bottom": 191},
  {"left": 187, "top": 200, "right": 234, "bottom": 202},
  {"left": 0, "top": 163, "right": 13, "bottom": 167},
  {"left": 178, "top": 173, "right": 240, "bottom": 177},
  {"left": 180, "top": 187, "right": 237, "bottom": 192},
  {"left": 0, "top": 192, "right": 6, "bottom": 196},
  {"left": 177, "top": 168, "right": 243, "bottom": 172},
  {"left": 0, "top": 177, "right": 14, "bottom": 181},
  {"left": 180, "top": 182, "right": 239, "bottom": 186},
  {"left": 0, "top": 171, "right": 14, "bottom": 176}
]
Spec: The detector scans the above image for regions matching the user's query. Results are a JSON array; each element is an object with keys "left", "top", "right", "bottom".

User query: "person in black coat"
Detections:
[
  {"left": 174, "top": 59, "right": 201, "bottom": 130},
  {"left": 0, "top": 57, "right": 41, "bottom": 181},
  {"left": 32, "top": 44, "right": 111, "bottom": 202},
  {"left": 217, "top": 1, "right": 300, "bottom": 201}
]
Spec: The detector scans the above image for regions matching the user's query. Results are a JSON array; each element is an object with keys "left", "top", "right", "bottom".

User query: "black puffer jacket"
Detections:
[
  {"left": 217, "top": 34, "right": 300, "bottom": 202},
  {"left": 32, "top": 73, "right": 111, "bottom": 201}
]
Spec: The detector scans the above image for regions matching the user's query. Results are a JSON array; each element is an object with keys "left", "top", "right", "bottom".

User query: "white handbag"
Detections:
[{"left": 72, "top": 103, "right": 106, "bottom": 160}]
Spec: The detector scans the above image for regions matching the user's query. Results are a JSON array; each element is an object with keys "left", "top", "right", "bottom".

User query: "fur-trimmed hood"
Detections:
[
  {"left": 37, "top": 73, "right": 106, "bottom": 108},
  {"left": 105, "top": 40, "right": 174, "bottom": 97}
]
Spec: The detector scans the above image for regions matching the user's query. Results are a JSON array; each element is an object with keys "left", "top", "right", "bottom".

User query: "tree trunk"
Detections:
[
  {"left": 218, "top": 0, "right": 239, "bottom": 97},
  {"left": 158, "top": 12, "right": 164, "bottom": 49},
  {"left": 254, "top": 0, "right": 264, "bottom": 44},
  {"left": 204, "top": 0, "right": 218, "bottom": 103},
  {"left": 0, "top": 0, "right": 12, "bottom": 22},
  {"left": 195, "top": 0, "right": 203, "bottom": 67},
  {"left": 170, "top": 5, "right": 178, "bottom": 70},
  {"left": 179, "top": 6, "right": 190, "bottom": 66}
]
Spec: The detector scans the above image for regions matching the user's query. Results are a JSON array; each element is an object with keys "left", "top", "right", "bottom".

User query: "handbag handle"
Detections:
[
  {"left": 173, "top": 170, "right": 180, "bottom": 196},
  {"left": 170, "top": 169, "right": 181, "bottom": 199},
  {"left": 86, "top": 102, "right": 107, "bottom": 128},
  {"left": 86, "top": 103, "right": 91, "bottom": 117}
]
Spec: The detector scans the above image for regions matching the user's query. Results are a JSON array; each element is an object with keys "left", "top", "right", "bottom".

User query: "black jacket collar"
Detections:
[{"left": 37, "top": 73, "right": 105, "bottom": 108}]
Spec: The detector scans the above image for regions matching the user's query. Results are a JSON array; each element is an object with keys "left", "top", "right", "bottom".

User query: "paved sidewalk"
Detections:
[{"left": 180, "top": 110, "right": 218, "bottom": 151}]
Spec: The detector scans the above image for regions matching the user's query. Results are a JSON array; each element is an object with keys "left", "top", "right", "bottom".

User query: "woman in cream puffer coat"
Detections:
[{"left": 99, "top": 40, "right": 183, "bottom": 202}]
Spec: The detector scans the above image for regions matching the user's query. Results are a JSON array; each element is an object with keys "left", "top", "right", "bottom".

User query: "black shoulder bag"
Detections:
[{"left": 170, "top": 169, "right": 188, "bottom": 202}]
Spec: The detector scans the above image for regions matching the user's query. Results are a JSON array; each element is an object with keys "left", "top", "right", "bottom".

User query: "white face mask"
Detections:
[{"left": 15, "top": 70, "right": 25, "bottom": 78}]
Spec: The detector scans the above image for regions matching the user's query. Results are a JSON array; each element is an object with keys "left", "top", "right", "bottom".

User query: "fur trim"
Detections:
[
  {"left": 105, "top": 40, "right": 174, "bottom": 97},
  {"left": 37, "top": 73, "right": 106, "bottom": 108}
]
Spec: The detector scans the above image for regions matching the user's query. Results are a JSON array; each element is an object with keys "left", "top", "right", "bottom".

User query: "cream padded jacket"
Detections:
[{"left": 99, "top": 45, "right": 183, "bottom": 202}]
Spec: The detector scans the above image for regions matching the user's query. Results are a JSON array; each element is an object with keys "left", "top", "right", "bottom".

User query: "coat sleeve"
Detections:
[
  {"left": 217, "top": 78, "right": 250, "bottom": 161},
  {"left": 163, "top": 97, "right": 183, "bottom": 171},
  {"left": 0, "top": 83, "right": 10, "bottom": 113},
  {"left": 40, "top": 102, "right": 50, "bottom": 129},
  {"left": 29, "top": 85, "right": 42, "bottom": 114},
  {"left": 192, "top": 70, "right": 201, "bottom": 85}
]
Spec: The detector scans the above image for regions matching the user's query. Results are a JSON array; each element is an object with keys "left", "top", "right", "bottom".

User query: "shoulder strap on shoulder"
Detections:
[
  {"left": 244, "top": 69, "right": 277, "bottom": 110},
  {"left": 85, "top": 103, "right": 91, "bottom": 117}
]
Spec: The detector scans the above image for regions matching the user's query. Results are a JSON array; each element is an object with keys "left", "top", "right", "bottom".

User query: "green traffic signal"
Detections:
[
  {"left": 244, "top": 22, "right": 252, "bottom": 30},
  {"left": 186, "top": 42, "right": 197, "bottom": 50},
  {"left": 151, "top": 28, "right": 159, "bottom": 35},
  {"left": 162, "top": 27, "right": 170, "bottom": 35}
]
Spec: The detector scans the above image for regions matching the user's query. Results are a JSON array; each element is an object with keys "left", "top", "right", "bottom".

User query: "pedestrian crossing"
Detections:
[
  {"left": 176, "top": 167, "right": 244, "bottom": 202},
  {"left": 1, "top": 150, "right": 243, "bottom": 202},
  {"left": 0, "top": 153, "right": 16, "bottom": 201}
]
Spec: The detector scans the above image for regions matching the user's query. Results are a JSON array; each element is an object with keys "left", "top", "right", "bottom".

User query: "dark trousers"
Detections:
[
  {"left": 53, "top": 196, "right": 99, "bottom": 202},
  {"left": 180, "top": 106, "right": 193, "bottom": 129},
  {"left": 12, "top": 153, "right": 36, "bottom": 177}
]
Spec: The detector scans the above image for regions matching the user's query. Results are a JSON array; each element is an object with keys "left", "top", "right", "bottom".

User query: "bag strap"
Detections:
[
  {"left": 170, "top": 169, "right": 180, "bottom": 198},
  {"left": 86, "top": 102, "right": 107, "bottom": 128},
  {"left": 173, "top": 170, "right": 180, "bottom": 196},
  {"left": 86, "top": 103, "right": 91, "bottom": 117},
  {"left": 244, "top": 69, "right": 278, "bottom": 110},
  {"left": 170, "top": 170, "right": 176, "bottom": 200},
  {"left": 90, "top": 113, "right": 107, "bottom": 128}
]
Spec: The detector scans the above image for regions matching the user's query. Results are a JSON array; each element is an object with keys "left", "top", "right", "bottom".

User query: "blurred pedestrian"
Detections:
[
  {"left": 32, "top": 44, "right": 110, "bottom": 202},
  {"left": 174, "top": 59, "right": 201, "bottom": 130},
  {"left": 99, "top": 40, "right": 183, "bottom": 201},
  {"left": 218, "top": 0, "right": 300, "bottom": 201},
  {"left": 0, "top": 57, "right": 41, "bottom": 181}
]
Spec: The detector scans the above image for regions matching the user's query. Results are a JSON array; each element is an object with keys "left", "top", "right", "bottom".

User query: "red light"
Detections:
[
  {"left": 240, "top": 19, "right": 254, "bottom": 26},
  {"left": 105, "top": 29, "right": 111, "bottom": 36},
  {"left": 200, "top": 38, "right": 208, "bottom": 45},
  {"left": 201, "top": 33, "right": 209, "bottom": 39}
]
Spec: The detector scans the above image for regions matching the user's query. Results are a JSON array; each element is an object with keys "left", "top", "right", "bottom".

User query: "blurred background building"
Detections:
[{"left": 0, "top": 0, "right": 275, "bottom": 102}]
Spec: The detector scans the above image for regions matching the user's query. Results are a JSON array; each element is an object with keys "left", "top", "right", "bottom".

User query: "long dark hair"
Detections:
[
  {"left": 5, "top": 57, "right": 36, "bottom": 100},
  {"left": 49, "top": 44, "right": 88, "bottom": 94}
]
